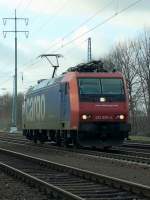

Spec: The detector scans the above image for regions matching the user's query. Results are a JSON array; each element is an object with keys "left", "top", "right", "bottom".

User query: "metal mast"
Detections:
[
  {"left": 12, "top": 75, "right": 15, "bottom": 126},
  {"left": 87, "top": 37, "right": 92, "bottom": 62},
  {"left": 2, "top": 10, "right": 29, "bottom": 130}
]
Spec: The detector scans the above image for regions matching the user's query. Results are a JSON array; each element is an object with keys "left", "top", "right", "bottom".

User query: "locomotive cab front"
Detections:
[{"left": 75, "top": 73, "right": 131, "bottom": 148}]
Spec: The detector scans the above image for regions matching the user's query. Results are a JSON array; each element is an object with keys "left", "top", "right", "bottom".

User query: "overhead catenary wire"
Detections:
[
  {"left": 17, "top": 0, "right": 68, "bottom": 29},
  {"left": 15, "top": 0, "right": 23, "bottom": 9},
  {"left": 18, "top": 0, "right": 117, "bottom": 72},
  {"left": 0, "top": 76, "right": 13, "bottom": 88},
  {"left": 32, "top": 0, "right": 69, "bottom": 34},
  {"left": 61, "top": 0, "right": 114, "bottom": 40},
  {"left": 0, "top": 0, "right": 113, "bottom": 80},
  {"left": 0, "top": 0, "right": 143, "bottom": 90},
  {"left": 50, "top": 0, "right": 143, "bottom": 53},
  {"left": 20, "top": 0, "right": 33, "bottom": 15},
  {"left": 18, "top": 0, "right": 144, "bottom": 74},
  {"left": 12, "top": 0, "right": 70, "bottom": 72},
  {"left": 42, "top": 0, "right": 114, "bottom": 53}
]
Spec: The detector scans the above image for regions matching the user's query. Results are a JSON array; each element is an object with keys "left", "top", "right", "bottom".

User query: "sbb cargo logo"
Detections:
[{"left": 25, "top": 94, "right": 45, "bottom": 121}]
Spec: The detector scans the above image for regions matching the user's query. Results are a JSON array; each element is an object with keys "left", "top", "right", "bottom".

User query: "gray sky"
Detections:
[{"left": 0, "top": 0, "right": 149, "bottom": 94}]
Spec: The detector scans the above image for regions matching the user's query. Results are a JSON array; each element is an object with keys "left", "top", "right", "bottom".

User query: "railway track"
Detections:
[
  {"left": 122, "top": 142, "right": 150, "bottom": 150},
  {"left": 0, "top": 147, "right": 149, "bottom": 200},
  {"left": 113, "top": 145, "right": 150, "bottom": 153},
  {"left": 0, "top": 134, "right": 150, "bottom": 166}
]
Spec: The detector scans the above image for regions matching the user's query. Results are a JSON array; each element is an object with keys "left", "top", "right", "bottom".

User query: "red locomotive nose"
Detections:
[{"left": 79, "top": 102, "right": 128, "bottom": 123}]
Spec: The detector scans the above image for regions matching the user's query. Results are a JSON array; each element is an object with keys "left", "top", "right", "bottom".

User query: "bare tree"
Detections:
[
  {"left": 103, "top": 40, "right": 140, "bottom": 133},
  {"left": 134, "top": 30, "right": 150, "bottom": 133},
  {"left": 0, "top": 93, "right": 24, "bottom": 131}
]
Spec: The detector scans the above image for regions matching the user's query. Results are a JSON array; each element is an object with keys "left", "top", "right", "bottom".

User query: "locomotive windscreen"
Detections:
[{"left": 78, "top": 78, "right": 125, "bottom": 102}]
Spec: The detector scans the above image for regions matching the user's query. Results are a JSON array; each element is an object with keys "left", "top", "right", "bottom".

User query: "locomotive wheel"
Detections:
[
  {"left": 39, "top": 137, "right": 44, "bottom": 144},
  {"left": 72, "top": 137, "right": 80, "bottom": 148},
  {"left": 33, "top": 131, "right": 37, "bottom": 144},
  {"left": 104, "top": 146, "right": 112, "bottom": 151},
  {"left": 56, "top": 133, "right": 61, "bottom": 146},
  {"left": 63, "top": 133, "right": 70, "bottom": 147},
  {"left": 33, "top": 136, "right": 37, "bottom": 144},
  {"left": 72, "top": 132, "right": 80, "bottom": 148},
  {"left": 64, "top": 138, "right": 69, "bottom": 148}
]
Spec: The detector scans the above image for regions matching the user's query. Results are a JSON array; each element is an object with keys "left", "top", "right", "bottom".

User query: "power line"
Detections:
[
  {"left": 19, "top": 0, "right": 143, "bottom": 76},
  {"left": 1, "top": 0, "right": 143, "bottom": 86},
  {"left": 21, "top": 0, "right": 33, "bottom": 15},
  {"left": 0, "top": 77, "right": 13, "bottom": 86},
  {"left": 14, "top": 0, "right": 115, "bottom": 72},
  {"left": 32, "top": 0, "right": 69, "bottom": 34},
  {"left": 20, "top": 6, "right": 71, "bottom": 73},
  {"left": 20, "top": 59, "right": 40, "bottom": 72},
  {"left": 23, "top": 0, "right": 33, "bottom": 11},
  {"left": 62, "top": 0, "right": 114, "bottom": 41},
  {"left": 0, "top": 1, "right": 113, "bottom": 79},
  {"left": 19, "top": 37, "right": 88, "bottom": 76},
  {"left": 16, "top": 0, "right": 25, "bottom": 9},
  {"left": 43, "top": 0, "right": 114, "bottom": 53},
  {"left": 50, "top": 0, "right": 143, "bottom": 53}
]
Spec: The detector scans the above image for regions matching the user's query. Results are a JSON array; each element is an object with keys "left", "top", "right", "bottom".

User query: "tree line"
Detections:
[{"left": 0, "top": 93, "right": 23, "bottom": 131}]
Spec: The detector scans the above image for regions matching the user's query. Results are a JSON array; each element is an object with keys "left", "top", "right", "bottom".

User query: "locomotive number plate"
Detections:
[{"left": 95, "top": 115, "right": 113, "bottom": 120}]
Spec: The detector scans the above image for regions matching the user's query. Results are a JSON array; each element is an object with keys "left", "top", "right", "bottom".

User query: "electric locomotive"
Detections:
[{"left": 22, "top": 61, "right": 131, "bottom": 148}]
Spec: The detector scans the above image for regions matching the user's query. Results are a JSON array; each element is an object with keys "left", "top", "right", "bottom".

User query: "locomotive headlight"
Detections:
[
  {"left": 81, "top": 114, "right": 92, "bottom": 120},
  {"left": 100, "top": 97, "right": 106, "bottom": 102},
  {"left": 82, "top": 114, "right": 88, "bottom": 120},
  {"left": 119, "top": 114, "right": 125, "bottom": 120},
  {"left": 116, "top": 114, "right": 125, "bottom": 120}
]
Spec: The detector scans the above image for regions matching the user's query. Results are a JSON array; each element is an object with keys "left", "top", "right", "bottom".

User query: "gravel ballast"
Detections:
[
  {"left": 0, "top": 139, "right": 150, "bottom": 187},
  {"left": 0, "top": 170, "right": 51, "bottom": 200}
]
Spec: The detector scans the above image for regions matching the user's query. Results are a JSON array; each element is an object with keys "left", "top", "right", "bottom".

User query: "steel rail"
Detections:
[
  {"left": 0, "top": 135, "right": 150, "bottom": 166},
  {"left": 0, "top": 147, "right": 149, "bottom": 199},
  {"left": 0, "top": 162, "right": 83, "bottom": 200},
  {"left": 122, "top": 142, "right": 150, "bottom": 150}
]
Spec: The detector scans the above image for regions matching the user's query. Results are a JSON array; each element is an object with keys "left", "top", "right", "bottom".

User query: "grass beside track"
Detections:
[{"left": 129, "top": 135, "right": 150, "bottom": 143}]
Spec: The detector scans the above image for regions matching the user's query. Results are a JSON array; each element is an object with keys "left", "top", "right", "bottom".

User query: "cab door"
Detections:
[{"left": 60, "top": 82, "right": 70, "bottom": 128}]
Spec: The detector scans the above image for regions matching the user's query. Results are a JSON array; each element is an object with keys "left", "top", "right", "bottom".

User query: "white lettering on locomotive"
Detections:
[{"left": 25, "top": 94, "right": 45, "bottom": 121}]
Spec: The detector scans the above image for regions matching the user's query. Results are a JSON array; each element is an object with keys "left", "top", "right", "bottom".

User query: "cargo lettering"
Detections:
[{"left": 26, "top": 94, "right": 45, "bottom": 121}]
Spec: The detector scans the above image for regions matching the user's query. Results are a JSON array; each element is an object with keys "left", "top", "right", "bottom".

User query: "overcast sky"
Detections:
[{"left": 0, "top": 0, "right": 149, "bottom": 94}]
